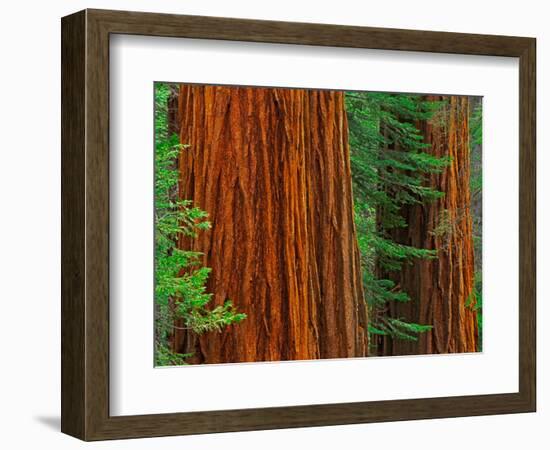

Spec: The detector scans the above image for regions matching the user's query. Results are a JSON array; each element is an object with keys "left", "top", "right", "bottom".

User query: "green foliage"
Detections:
[
  {"left": 470, "top": 103, "right": 483, "bottom": 199},
  {"left": 346, "top": 92, "right": 446, "bottom": 346},
  {"left": 369, "top": 319, "right": 433, "bottom": 341},
  {"left": 154, "top": 83, "right": 246, "bottom": 366},
  {"left": 155, "top": 344, "right": 194, "bottom": 366},
  {"left": 470, "top": 101, "right": 483, "bottom": 351},
  {"left": 470, "top": 103, "right": 483, "bottom": 147}
]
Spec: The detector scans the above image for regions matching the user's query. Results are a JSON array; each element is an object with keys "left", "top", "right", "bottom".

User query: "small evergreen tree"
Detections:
[
  {"left": 469, "top": 101, "right": 483, "bottom": 350},
  {"left": 154, "top": 83, "right": 246, "bottom": 366},
  {"left": 346, "top": 92, "right": 448, "bottom": 349}
]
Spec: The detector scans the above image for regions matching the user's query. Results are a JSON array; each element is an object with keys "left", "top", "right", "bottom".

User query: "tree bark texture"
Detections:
[
  {"left": 172, "top": 84, "right": 368, "bottom": 363},
  {"left": 380, "top": 96, "right": 478, "bottom": 355}
]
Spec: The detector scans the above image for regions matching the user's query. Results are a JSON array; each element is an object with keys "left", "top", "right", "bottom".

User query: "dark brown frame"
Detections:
[{"left": 61, "top": 8, "right": 536, "bottom": 441}]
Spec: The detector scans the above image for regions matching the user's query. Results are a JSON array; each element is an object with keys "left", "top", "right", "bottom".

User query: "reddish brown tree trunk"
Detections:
[
  {"left": 172, "top": 85, "right": 368, "bottom": 363},
  {"left": 380, "top": 96, "right": 478, "bottom": 355}
]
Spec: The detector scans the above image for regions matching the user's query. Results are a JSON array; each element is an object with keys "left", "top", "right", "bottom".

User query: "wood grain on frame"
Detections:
[{"left": 61, "top": 8, "right": 536, "bottom": 441}]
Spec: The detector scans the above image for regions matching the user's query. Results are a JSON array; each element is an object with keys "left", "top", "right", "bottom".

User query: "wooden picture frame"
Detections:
[{"left": 61, "top": 8, "right": 536, "bottom": 441}]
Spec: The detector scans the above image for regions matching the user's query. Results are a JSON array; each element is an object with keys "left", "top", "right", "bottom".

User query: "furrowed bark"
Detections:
[
  {"left": 380, "top": 96, "right": 478, "bottom": 355},
  {"left": 173, "top": 84, "right": 368, "bottom": 363}
]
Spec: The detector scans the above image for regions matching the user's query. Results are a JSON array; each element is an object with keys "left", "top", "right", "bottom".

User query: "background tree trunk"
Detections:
[
  {"left": 172, "top": 85, "right": 368, "bottom": 364},
  {"left": 380, "top": 96, "right": 478, "bottom": 355}
]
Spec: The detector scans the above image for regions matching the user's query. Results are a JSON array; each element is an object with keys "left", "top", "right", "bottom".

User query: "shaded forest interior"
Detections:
[{"left": 154, "top": 83, "right": 482, "bottom": 366}]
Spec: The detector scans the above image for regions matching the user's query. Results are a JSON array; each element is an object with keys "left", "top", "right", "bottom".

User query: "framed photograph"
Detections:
[{"left": 61, "top": 9, "right": 536, "bottom": 441}]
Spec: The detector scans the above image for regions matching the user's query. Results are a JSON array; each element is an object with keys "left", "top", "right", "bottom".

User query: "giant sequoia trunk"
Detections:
[
  {"left": 380, "top": 96, "right": 478, "bottom": 355},
  {"left": 172, "top": 85, "right": 368, "bottom": 363}
]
